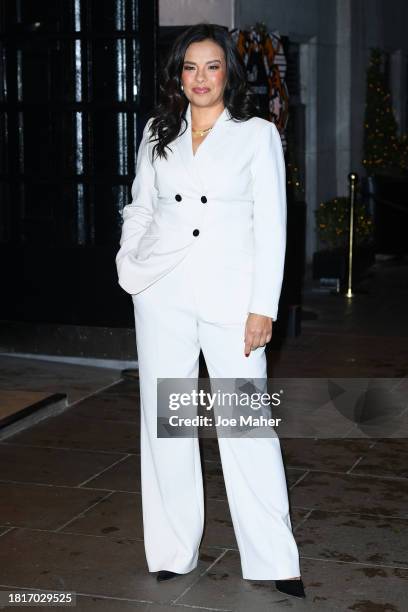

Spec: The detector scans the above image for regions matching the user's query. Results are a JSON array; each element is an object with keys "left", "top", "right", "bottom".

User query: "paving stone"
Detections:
[
  {"left": 0, "top": 526, "right": 13, "bottom": 537},
  {"left": 0, "top": 591, "right": 178, "bottom": 612},
  {"left": 298, "top": 557, "right": 408, "bottom": 611},
  {"left": 200, "top": 498, "right": 236, "bottom": 550},
  {"left": 177, "top": 550, "right": 408, "bottom": 611},
  {"left": 295, "top": 509, "right": 408, "bottom": 567},
  {"left": 202, "top": 461, "right": 228, "bottom": 500},
  {"left": 0, "top": 529, "right": 220, "bottom": 603},
  {"left": 0, "top": 355, "right": 122, "bottom": 404},
  {"left": 96, "top": 379, "right": 140, "bottom": 400},
  {"left": 350, "top": 439, "right": 408, "bottom": 478},
  {"left": 68, "top": 394, "right": 139, "bottom": 423},
  {"left": 73, "top": 598, "right": 185, "bottom": 611},
  {"left": 0, "top": 482, "right": 108, "bottom": 530},
  {"left": 0, "top": 443, "right": 126, "bottom": 486},
  {"left": 290, "top": 471, "right": 408, "bottom": 517},
  {"left": 85, "top": 454, "right": 141, "bottom": 492},
  {"left": 281, "top": 438, "right": 374, "bottom": 472},
  {"left": 61, "top": 491, "right": 143, "bottom": 540},
  {"left": 6, "top": 414, "right": 140, "bottom": 453}
]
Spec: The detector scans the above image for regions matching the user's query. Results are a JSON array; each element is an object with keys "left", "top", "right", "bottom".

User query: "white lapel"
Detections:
[{"left": 175, "top": 102, "right": 234, "bottom": 193}]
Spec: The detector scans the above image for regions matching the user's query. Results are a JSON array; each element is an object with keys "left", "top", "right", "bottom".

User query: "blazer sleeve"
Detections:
[
  {"left": 248, "top": 120, "right": 287, "bottom": 321},
  {"left": 115, "top": 118, "right": 157, "bottom": 283}
]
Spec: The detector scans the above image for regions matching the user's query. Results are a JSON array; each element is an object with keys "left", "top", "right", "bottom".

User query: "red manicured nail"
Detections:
[{"left": 245, "top": 353, "right": 250, "bottom": 357}]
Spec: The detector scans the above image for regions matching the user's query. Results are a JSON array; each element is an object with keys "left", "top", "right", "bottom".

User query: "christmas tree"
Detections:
[{"left": 363, "top": 48, "right": 401, "bottom": 175}]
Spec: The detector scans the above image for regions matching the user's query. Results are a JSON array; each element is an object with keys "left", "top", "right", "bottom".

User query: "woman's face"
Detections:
[{"left": 181, "top": 39, "right": 227, "bottom": 109}]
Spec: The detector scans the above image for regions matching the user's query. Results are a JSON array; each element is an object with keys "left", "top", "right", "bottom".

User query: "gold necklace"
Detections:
[{"left": 191, "top": 126, "right": 213, "bottom": 137}]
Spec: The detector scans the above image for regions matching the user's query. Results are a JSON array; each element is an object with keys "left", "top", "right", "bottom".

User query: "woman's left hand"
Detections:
[{"left": 244, "top": 313, "right": 273, "bottom": 356}]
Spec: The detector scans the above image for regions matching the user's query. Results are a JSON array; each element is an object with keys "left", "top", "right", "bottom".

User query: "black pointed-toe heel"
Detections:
[
  {"left": 156, "top": 570, "right": 181, "bottom": 582},
  {"left": 275, "top": 578, "right": 306, "bottom": 598}
]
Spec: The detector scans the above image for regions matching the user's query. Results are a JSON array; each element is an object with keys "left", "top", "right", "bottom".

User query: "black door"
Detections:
[{"left": 0, "top": 0, "right": 158, "bottom": 327}]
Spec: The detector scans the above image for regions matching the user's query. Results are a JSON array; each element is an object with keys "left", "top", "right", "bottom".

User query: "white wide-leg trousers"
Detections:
[{"left": 132, "top": 250, "right": 301, "bottom": 580}]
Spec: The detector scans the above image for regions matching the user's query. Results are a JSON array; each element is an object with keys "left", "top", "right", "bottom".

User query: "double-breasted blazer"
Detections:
[{"left": 115, "top": 102, "right": 287, "bottom": 323}]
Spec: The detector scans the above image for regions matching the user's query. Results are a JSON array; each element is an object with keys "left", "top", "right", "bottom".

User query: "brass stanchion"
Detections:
[{"left": 345, "top": 172, "right": 358, "bottom": 298}]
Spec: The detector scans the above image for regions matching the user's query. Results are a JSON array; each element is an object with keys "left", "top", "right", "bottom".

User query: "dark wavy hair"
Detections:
[{"left": 148, "top": 23, "right": 260, "bottom": 161}]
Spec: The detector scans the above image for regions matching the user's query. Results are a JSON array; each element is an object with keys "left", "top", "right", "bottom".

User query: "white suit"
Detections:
[{"left": 115, "top": 102, "right": 301, "bottom": 579}]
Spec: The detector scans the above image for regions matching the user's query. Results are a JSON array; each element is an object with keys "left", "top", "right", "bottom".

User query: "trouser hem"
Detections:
[
  {"left": 242, "top": 566, "right": 301, "bottom": 580},
  {"left": 149, "top": 564, "right": 198, "bottom": 575}
]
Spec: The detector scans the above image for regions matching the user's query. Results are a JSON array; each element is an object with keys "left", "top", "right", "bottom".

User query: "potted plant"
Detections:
[{"left": 312, "top": 195, "right": 374, "bottom": 285}]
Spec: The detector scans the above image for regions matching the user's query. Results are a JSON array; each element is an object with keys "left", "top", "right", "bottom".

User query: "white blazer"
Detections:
[{"left": 115, "top": 102, "right": 287, "bottom": 322}]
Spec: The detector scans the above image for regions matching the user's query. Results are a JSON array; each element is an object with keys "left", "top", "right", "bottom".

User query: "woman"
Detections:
[{"left": 116, "top": 23, "right": 305, "bottom": 599}]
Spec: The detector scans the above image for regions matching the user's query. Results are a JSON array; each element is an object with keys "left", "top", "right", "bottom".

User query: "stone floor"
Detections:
[{"left": 0, "top": 258, "right": 407, "bottom": 611}]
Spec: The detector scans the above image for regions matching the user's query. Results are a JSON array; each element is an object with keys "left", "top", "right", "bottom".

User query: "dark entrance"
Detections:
[{"left": 0, "top": 0, "right": 158, "bottom": 328}]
